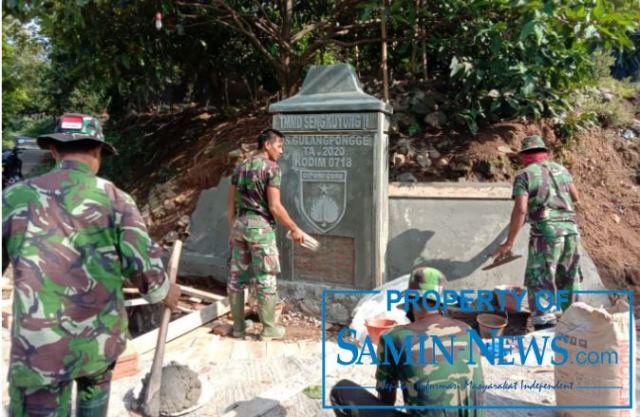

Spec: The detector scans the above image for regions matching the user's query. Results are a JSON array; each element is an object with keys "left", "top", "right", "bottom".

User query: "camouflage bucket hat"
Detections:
[
  {"left": 519, "top": 135, "right": 548, "bottom": 153},
  {"left": 406, "top": 266, "right": 445, "bottom": 301},
  {"left": 38, "top": 113, "right": 117, "bottom": 156}
]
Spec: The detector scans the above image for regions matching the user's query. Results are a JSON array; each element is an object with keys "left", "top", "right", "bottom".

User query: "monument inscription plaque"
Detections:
[{"left": 270, "top": 64, "right": 391, "bottom": 289}]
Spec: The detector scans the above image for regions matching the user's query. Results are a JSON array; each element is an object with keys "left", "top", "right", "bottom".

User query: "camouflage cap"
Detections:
[
  {"left": 519, "top": 135, "right": 548, "bottom": 153},
  {"left": 407, "top": 266, "right": 445, "bottom": 301},
  {"left": 38, "top": 113, "right": 117, "bottom": 156}
]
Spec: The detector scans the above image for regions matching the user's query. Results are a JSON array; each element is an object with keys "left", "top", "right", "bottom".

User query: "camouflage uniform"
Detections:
[
  {"left": 331, "top": 267, "right": 485, "bottom": 417},
  {"left": 228, "top": 155, "right": 281, "bottom": 301},
  {"left": 512, "top": 137, "right": 582, "bottom": 324},
  {"left": 3, "top": 160, "right": 169, "bottom": 416},
  {"left": 374, "top": 317, "right": 485, "bottom": 417}
]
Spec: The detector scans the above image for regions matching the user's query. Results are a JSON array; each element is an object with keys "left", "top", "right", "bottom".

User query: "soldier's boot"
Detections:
[
  {"left": 258, "top": 297, "right": 285, "bottom": 340},
  {"left": 229, "top": 291, "right": 249, "bottom": 338},
  {"left": 76, "top": 388, "right": 110, "bottom": 417}
]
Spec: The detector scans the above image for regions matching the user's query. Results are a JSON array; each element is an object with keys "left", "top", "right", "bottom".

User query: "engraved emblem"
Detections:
[{"left": 299, "top": 170, "right": 347, "bottom": 233}]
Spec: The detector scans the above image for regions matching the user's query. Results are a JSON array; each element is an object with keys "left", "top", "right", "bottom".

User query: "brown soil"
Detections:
[{"left": 560, "top": 130, "right": 640, "bottom": 298}]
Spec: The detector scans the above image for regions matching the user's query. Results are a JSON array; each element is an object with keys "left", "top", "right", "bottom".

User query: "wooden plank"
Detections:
[
  {"left": 131, "top": 297, "right": 231, "bottom": 353},
  {"left": 177, "top": 285, "right": 225, "bottom": 302},
  {"left": 124, "top": 298, "right": 149, "bottom": 307}
]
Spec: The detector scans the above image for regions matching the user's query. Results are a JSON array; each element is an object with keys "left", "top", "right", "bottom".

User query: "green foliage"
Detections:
[
  {"left": 434, "top": 0, "right": 640, "bottom": 132},
  {"left": 2, "top": 15, "right": 51, "bottom": 143},
  {"left": 98, "top": 127, "right": 145, "bottom": 187}
]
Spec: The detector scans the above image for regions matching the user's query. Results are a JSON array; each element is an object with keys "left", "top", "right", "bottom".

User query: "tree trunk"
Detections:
[
  {"left": 421, "top": 0, "right": 428, "bottom": 80},
  {"left": 381, "top": 0, "right": 390, "bottom": 103},
  {"left": 280, "top": 0, "right": 294, "bottom": 97},
  {"left": 410, "top": 0, "right": 420, "bottom": 77}
]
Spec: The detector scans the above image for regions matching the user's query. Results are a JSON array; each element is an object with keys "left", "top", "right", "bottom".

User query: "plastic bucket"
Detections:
[
  {"left": 477, "top": 313, "right": 508, "bottom": 338},
  {"left": 365, "top": 318, "right": 398, "bottom": 344}
]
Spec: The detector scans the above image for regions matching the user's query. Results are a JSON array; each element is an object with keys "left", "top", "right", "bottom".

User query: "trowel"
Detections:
[{"left": 482, "top": 251, "right": 522, "bottom": 271}]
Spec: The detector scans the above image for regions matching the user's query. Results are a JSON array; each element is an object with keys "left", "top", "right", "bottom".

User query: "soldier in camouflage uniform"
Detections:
[
  {"left": 226, "top": 128, "right": 304, "bottom": 339},
  {"left": 2, "top": 113, "right": 181, "bottom": 417},
  {"left": 331, "top": 267, "right": 485, "bottom": 417},
  {"left": 493, "top": 135, "right": 581, "bottom": 327}
]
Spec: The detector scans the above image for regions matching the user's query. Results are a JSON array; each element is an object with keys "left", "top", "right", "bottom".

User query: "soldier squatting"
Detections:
[{"left": 2, "top": 112, "right": 582, "bottom": 417}]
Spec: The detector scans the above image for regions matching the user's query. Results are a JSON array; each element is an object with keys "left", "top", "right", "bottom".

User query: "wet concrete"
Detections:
[{"left": 140, "top": 362, "right": 201, "bottom": 415}]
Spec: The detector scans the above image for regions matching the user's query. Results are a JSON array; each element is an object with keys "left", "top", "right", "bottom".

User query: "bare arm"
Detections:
[
  {"left": 568, "top": 183, "right": 579, "bottom": 204},
  {"left": 266, "top": 186, "right": 304, "bottom": 242},
  {"left": 493, "top": 195, "right": 528, "bottom": 258},
  {"left": 227, "top": 185, "right": 236, "bottom": 230}
]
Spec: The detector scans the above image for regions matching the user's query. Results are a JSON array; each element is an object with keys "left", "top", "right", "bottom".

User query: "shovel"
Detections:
[
  {"left": 482, "top": 251, "right": 522, "bottom": 271},
  {"left": 141, "top": 240, "right": 183, "bottom": 417}
]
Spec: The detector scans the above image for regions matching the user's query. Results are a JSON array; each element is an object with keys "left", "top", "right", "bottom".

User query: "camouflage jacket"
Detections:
[
  {"left": 512, "top": 161, "right": 579, "bottom": 238},
  {"left": 231, "top": 155, "right": 281, "bottom": 225},
  {"left": 376, "top": 315, "right": 485, "bottom": 416},
  {"left": 2, "top": 160, "right": 169, "bottom": 387}
]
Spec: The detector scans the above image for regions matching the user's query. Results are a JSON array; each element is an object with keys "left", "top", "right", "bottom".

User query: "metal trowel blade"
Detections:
[{"left": 482, "top": 253, "right": 522, "bottom": 271}]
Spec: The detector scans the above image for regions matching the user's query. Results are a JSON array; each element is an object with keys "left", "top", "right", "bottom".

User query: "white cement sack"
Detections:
[{"left": 555, "top": 299, "right": 636, "bottom": 417}]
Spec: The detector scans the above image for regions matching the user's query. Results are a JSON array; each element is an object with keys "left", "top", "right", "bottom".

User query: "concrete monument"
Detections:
[{"left": 270, "top": 64, "right": 392, "bottom": 289}]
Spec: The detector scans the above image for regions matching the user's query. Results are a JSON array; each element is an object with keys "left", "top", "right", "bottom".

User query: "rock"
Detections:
[
  {"left": 425, "top": 111, "right": 447, "bottom": 129},
  {"left": 396, "top": 172, "right": 418, "bottom": 183},
  {"left": 612, "top": 214, "right": 621, "bottom": 224},
  {"left": 326, "top": 303, "right": 350, "bottom": 325},
  {"left": 602, "top": 92, "right": 614, "bottom": 102},
  {"left": 629, "top": 119, "right": 640, "bottom": 135},
  {"left": 175, "top": 194, "right": 187, "bottom": 205},
  {"left": 392, "top": 152, "right": 406, "bottom": 167},
  {"left": 163, "top": 198, "right": 176, "bottom": 211},
  {"left": 428, "top": 149, "right": 441, "bottom": 159},
  {"left": 194, "top": 112, "right": 212, "bottom": 121},
  {"left": 395, "top": 113, "right": 416, "bottom": 131},
  {"left": 438, "top": 139, "right": 454, "bottom": 149},
  {"left": 410, "top": 89, "right": 426, "bottom": 102},
  {"left": 498, "top": 145, "right": 514, "bottom": 154},
  {"left": 391, "top": 96, "right": 410, "bottom": 112},
  {"left": 395, "top": 138, "right": 413, "bottom": 155},
  {"left": 299, "top": 300, "right": 321, "bottom": 317},
  {"left": 177, "top": 215, "right": 190, "bottom": 227},
  {"left": 163, "top": 230, "right": 179, "bottom": 243},
  {"left": 228, "top": 149, "right": 243, "bottom": 158},
  {"left": 435, "top": 157, "right": 449, "bottom": 169},
  {"left": 452, "top": 160, "right": 472, "bottom": 173},
  {"left": 240, "top": 143, "right": 254, "bottom": 152},
  {"left": 411, "top": 97, "right": 437, "bottom": 115},
  {"left": 621, "top": 129, "right": 636, "bottom": 140},
  {"left": 416, "top": 154, "right": 431, "bottom": 168}
]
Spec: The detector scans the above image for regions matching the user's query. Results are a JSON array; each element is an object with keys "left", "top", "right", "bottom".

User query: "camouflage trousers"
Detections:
[
  {"left": 525, "top": 234, "right": 582, "bottom": 323},
  {"left": 9, "top": 364, "right": 113, "bottom": 417},
  {"left": 228, "top": 217, "right": 280, "bottom": 301}
]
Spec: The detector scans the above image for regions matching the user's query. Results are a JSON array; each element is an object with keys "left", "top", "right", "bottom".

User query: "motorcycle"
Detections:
[{"left": 2, "top": 147, "right": 24, "bottom": 189}]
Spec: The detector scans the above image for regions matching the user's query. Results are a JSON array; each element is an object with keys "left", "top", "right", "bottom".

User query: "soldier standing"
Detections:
[
  {"left": 226, "top": 128, "right": 304, "bottom": 339},
  {"left": 493, "top": 135, "right": 582, "bottom": 327},
  {"left": 330, "top": 267, "right": 485, "bottom": 417},
  {"left": 2, "top": 113, "right": 180, "bottom": 417}
]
